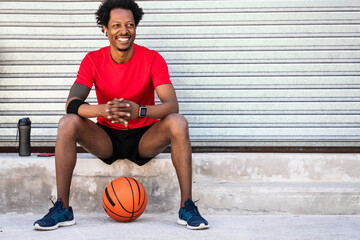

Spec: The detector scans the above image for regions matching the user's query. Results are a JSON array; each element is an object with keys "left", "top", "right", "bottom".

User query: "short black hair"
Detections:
[{"left": 95, "top": 0, "right": 144, "bottom": 32}]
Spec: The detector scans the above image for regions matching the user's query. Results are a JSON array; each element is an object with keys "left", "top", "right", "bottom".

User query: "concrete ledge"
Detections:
[
  {"left": 0, "top": 153, "right": 178, "bottom": 214},
  {"left": 195, "top": 182, "right": 360, "bottom": 215},
  {"left": 1, "top": 153, "right": 359, "bottom": 214},
  {"left": 192, "top": 152, "right": 360, "bottom": 182}
]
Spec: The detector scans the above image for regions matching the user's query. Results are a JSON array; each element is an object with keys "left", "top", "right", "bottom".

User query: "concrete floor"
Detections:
[{"left": 1, "top": 213, "right": 359, "bottom": 240}]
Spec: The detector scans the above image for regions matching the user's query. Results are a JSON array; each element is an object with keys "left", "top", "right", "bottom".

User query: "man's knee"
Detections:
[
  {"left": 163, "top": 113, "right": 189, "bottom": 137},
  {"left": 58, "top": 114, "right": 84, "bottom": 137}
]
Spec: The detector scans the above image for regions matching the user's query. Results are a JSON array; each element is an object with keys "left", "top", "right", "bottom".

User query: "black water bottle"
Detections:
[{"left": 18, "top": 118, "right": 31, "bottom": 156}]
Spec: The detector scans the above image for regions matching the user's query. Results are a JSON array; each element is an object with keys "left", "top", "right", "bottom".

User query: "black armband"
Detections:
[{"left": 66, "top": 99, "right": 89, "bottom": 115}]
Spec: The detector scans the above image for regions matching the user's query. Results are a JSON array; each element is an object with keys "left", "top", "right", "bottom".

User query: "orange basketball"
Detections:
[{"left": 102, "top": 177, "right": 147, "bottom": 222}]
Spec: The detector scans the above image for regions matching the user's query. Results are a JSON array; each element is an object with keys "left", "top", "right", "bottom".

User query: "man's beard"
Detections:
[
  {"left": 117, "top": 47, "right": 131, "bottom": 52},
  {"left": 116, "top": 39, "right": 133, "bottom": 52}
]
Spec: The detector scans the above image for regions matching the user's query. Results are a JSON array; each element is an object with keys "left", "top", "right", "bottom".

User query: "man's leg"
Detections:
[
  {"left": 138, "top": 113, "right": 209, "bottom": 229},
  {"left": 34, "top": 114, "right": 113, "bottom": 230},
  {"left": 138, "top": 113, "right": 192, "bottom": 207},
  {"left": 55, "top": 114, "right": 113, "bottom": 208}
]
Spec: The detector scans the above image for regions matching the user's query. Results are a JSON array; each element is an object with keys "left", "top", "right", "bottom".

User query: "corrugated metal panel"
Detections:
[{"left": 1, "top": 0, "right": 360, "bottom": 148}]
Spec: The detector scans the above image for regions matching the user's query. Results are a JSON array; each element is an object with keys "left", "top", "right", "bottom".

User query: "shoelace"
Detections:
[
  {"left": 186, "top": 200, "right": 200, "bottom": 216},
  {"left": 44, "top": 199, "right": 62, "bottom": 217}
]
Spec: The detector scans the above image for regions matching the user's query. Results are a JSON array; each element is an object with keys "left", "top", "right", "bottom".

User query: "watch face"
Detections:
[{"left": 140, "top": 107, "right": 147, "bottom": 117}]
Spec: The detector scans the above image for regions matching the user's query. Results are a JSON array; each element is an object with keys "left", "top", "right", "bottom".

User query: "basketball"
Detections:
[{"left": 102, "top": 177, "right": 147, "bottom": 222}]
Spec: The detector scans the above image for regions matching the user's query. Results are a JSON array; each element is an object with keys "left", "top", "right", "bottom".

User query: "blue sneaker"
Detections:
[
  {"left": 33, "top": 199, "right": 75, "bottom": 231},
  {"left": 177, "top": 199, "right": 209, "bottom": 230}
]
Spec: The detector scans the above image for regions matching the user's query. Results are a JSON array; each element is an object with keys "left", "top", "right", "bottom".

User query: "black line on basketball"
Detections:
[
  {"left": 129, "top": 179, "right": 146, "bottom": 214},
  {"left": 125, "top": 177, "right": 135, "bottom": 221},
  {"left": 138, "top": 187, "right": 146, "bottom": 212},
  {"left": 102, "top": 198, "right": 133, "bottom": 219},
  {"left": 111, "top": 180, "right": 132, "bottom": 213},
  {"left": 105, "top": 187, "right": 115, "bottom": 207},
  {"left": 131, "top": 177, "right": 141, "bottom": 205}
]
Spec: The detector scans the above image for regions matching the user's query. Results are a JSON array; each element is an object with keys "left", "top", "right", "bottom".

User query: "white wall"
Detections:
[{"left": 1, "top": 0, "right": 360, "bottom": 148}]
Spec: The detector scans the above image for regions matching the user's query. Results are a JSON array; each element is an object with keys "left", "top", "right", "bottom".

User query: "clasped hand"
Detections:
[{"left": 105, "top": 98, "right": 139, "bottom": 127}]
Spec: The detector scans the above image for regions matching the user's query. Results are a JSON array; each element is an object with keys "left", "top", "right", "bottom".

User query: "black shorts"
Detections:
[{"left": 96, "top": 123, "right": 154, "bottom": 166}]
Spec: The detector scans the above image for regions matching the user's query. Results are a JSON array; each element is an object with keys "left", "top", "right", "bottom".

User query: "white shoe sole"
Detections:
[
  {"left": 33, "top": 219, "right": 76, "bottom": 231},
  {"left": 177, "top": 218, "right": 209, "bottom": 230}
]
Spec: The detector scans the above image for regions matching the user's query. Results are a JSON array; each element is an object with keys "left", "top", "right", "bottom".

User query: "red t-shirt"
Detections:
[{"left": 74, "top": 44, "right": 172, "bottom": 130}]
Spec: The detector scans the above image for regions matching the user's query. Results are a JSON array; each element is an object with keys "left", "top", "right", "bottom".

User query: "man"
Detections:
[{"left": 33, "top": 0, "right": 209, "bottom": 231}]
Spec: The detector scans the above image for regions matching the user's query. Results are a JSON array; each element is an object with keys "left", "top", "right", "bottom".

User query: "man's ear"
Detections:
[{"left": 102, "top": 26, "right": 107, "bottom": 35}]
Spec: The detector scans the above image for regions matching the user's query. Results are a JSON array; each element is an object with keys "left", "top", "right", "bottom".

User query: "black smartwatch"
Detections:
[{"left": 138, "top": 105, "right": 147, "bottom": 118}]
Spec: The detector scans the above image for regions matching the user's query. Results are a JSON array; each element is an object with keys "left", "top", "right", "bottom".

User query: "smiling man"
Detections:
[{"left": 33, "top": 0, "right": 209, "bottom": 231}]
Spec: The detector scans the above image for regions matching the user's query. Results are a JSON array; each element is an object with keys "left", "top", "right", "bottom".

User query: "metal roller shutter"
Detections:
[{"left": 1, "top": 0, "right": 360, "bottom": 149}]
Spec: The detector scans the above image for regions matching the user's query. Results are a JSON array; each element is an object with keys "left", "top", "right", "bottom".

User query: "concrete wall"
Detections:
[{"left": 1, "top": 153, "right": 359, "bottom": 215}]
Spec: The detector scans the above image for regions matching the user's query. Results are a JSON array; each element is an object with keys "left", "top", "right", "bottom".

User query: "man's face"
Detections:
[{"left": 105, "top": 8, "right": 136, "bottom": 52}]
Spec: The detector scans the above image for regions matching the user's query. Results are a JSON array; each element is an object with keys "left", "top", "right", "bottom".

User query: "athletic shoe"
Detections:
[
  {"left": 177, "top": 199, "right": 209, "bottom": 230},
  {"left": 33, "top": 198, "right": 75, "bottom": 231}
]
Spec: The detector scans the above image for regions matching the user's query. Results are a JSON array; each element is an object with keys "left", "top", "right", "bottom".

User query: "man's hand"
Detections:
[{"left": 106, "top": 98, "right": 139, "bottom": 127}]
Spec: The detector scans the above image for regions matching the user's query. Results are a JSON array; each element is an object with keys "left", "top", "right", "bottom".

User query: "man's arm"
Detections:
[
  {"left": 66, "top": 83, "right": 108, "bottom": 119},
  {"left": 66, "top": 83, "right": 90, "bottom": 107},
  {"left": 107, "top": 84, "right": 179, "bottom": 125},
  {"left": 146, "top": 83, "right": 179, "bottom": 119}
]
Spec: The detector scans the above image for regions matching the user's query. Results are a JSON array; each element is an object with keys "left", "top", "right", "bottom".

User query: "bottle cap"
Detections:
[{"left": 18, "top": 118, "right": 31, "bottom": 126}]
